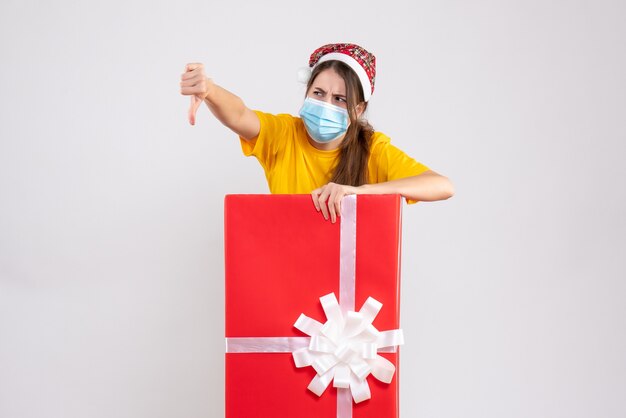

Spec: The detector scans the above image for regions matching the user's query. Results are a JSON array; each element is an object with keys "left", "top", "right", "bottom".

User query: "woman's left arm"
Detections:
[
  {"left": 358, "top": 169, "right": 455, "bottom": 201},
  {"left": 311, "top": 170, "right": 455, "bottom": 223}
]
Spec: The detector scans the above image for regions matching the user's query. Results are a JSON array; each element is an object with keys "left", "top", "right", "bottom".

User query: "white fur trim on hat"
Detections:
[{"left": 316, "top": 52, "right": 372, "bottom": 102}]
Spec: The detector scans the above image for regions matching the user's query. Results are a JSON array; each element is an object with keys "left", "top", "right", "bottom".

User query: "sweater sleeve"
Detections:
[
  {"left": 369, "top": 132, "right": 430, "bottom": 204},
  {"left": 239, "top": 110, "right": 295, "bottom": 173}
]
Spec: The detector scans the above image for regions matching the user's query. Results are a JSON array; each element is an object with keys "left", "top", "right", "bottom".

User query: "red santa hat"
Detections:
[{"left": 297, "top": 43, "right": 377, "bottom": 102}]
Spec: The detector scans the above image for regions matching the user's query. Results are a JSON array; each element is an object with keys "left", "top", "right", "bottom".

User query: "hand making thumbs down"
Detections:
[{"left": 180, "top": 63, "right": 212, "bottom": 125}]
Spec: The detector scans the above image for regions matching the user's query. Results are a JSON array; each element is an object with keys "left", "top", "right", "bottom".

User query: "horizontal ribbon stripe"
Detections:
[
  {"left": 225, "top": 338, "right": 398, "bottom": 354},
  {"left": 226, "top": 337, "right": 310, "bottom": 353}
]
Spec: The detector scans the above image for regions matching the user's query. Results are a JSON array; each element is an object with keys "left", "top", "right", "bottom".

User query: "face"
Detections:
[
  {"left": 304, "top": 68, "right": 365, "bottom": 150},
  {"left": 306, "top": 68, "right": 349, "bottom": 109}
]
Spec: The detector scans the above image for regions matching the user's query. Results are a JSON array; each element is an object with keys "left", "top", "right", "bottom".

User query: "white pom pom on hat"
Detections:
[
  {"left": 297, "top": 67, "right": 312, "bottom": 84},
  {"left": 297, "top": 43, "right": 377, "bottom": 102}
]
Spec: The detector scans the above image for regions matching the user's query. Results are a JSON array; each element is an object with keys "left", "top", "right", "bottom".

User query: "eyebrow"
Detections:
[{"left": 313, "top": 87, "right": 346, "bottom": 98}]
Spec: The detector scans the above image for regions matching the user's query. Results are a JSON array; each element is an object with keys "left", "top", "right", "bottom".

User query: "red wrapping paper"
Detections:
[{"left": 225, "top": 194, "right": 403, "bottom": 417}]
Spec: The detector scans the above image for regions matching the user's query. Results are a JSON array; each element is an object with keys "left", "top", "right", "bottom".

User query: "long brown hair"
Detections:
[{"left": 306, "top": 61, "right": 374, "bottom": 187}]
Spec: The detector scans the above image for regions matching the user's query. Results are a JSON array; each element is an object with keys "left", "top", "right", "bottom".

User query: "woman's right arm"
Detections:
[{"left": 180, "top": 63, "right": 260, "bottom": 141}]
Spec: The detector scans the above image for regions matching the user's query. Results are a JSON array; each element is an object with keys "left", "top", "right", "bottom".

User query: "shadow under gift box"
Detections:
[{"left": 225, "top": 194, "right": 404, "bottom": 418}]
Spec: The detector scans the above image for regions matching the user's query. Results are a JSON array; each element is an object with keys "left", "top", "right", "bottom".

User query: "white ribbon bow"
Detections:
[{"left": 292, "top": 292, "right": 404, "bottom": 403}]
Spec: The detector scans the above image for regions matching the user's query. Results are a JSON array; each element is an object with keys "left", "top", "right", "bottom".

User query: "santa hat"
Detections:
[{"left": 297, "top": 43, "right": 376, "bottom": 102}]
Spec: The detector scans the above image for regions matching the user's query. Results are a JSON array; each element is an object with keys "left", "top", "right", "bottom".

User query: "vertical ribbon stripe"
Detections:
[
  {"left": 337, "top": 195, "right": 357, "bottom": 417},
  {"left": 339, "top": 195, "right": 357, "bottom": 315}
]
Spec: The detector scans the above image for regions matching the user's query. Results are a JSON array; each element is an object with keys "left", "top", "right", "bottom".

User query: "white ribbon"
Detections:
[
  {"left": 292, "top": 293, "right": 404, "bottom": 404},
  {"left": 225, "top": 337, "right": 310, "bottom": 353},
  {"left": 225, "top": 195, "right": 404, "bottom": 417}
]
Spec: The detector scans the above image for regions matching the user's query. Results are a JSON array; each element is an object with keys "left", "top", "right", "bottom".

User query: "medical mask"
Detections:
[{"left": 298, "top": 97, "right": 349, "bottom": 143}]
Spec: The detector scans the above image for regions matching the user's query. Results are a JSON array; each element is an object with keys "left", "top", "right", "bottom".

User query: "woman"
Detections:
[{"left": 180, "top": 43, "right": 454, "bottom": 223}]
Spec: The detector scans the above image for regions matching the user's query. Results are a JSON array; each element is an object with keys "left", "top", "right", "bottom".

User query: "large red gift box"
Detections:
[{"left": 225, "top": 194, "right": 404, "bottom": 418}]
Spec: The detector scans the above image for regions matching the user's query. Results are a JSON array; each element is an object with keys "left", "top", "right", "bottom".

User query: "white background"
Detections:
[{"left": 1, "top": 1, "right": 625, "bottom": 417}]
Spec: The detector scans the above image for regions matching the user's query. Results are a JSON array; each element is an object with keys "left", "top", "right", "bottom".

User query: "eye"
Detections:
[
  {"left": 334, "top": 96, "right": 347, "bottom": 103},
  {"left": 313, "top": 90, "right": 323, "bottom": 96}
]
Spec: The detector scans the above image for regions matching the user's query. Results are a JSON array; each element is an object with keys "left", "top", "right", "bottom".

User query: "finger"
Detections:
[
  {"left": 180, "top": 73, "right": 205, "bottom": 92},
  {"left": 318, "top": 188, "right": 331, "bottom": 221},
  {"left": 185, "top": 63, "right": 203, "bottom": 73},
  {"left": 180, "top": 75, "right": 202, "bottom": 87},
  {"left": 329, "top": 189, "right": 342, "bottom": 224},
  {"left": 188, "top": 96, "right": 202, "bottom": 125},
  {"left": 182, "top": 64, "right": 204, "bottom": 83},
  {"left": 334, "top": 194, "right": 342, "bottom": 220},
  {"left": 181, "top": 69, "right": 204, "bottom": 81},
  {"left": 188, "top": 96, "right": 195, "bottom": 125},
  {"left": 328, "top": 190, "right": 337, "bottom": 224},
  {"left": 180, "top": 84, "right": 208, "bottom": 96},
  {"left": 311, "top": 189, "right": 321, "bottom": 212},
  {"left": 180, "top": 85, "right": 200, "bottom": 96}
]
